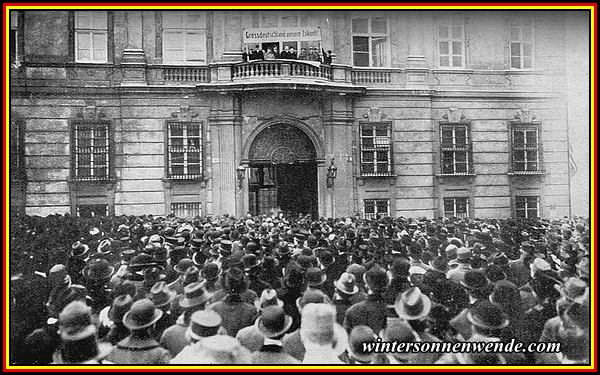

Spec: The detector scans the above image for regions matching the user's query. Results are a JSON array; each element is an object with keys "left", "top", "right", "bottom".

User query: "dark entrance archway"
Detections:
[{"left": 247, "top": 124, "right": 318, "bottom": 218}]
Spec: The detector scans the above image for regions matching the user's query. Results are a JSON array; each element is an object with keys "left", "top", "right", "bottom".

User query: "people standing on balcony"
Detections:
[
  {"left": 322, "top": 49, "right": 333, "bottom": 65},
  {"left": 308, "top": 47, "right": 320, "bottom": 62},
  {"left": 280, "top": 46, "right": 291, "bottom": 59},
  {"left": 264, "top": 48, "right": 276, "bottom": 60},
  {"left": 298, "top": 48, "right": 308, "bottom": 60},
  {"left": 250, "top": 45, "right": 264, "bottom": 61},
  {"left": 289, "top": 47, "right": 298, "bottom": 60},
  {"left": 273, "top": 46, "right": 280, "bottom": 59}
]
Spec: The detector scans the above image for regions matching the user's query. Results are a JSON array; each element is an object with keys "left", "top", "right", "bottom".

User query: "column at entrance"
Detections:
[
  {"left": 322, "top": 94, "right": 357, "bottom": 218},
  {"left": 208, "top": 95, "right": 242, "bottom": 216}
]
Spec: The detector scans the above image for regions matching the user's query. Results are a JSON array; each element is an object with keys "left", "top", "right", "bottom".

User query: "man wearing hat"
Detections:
[
  {"left": 436, "top": 301, "right": 526, "bottom": 364},
  {"left": 333, "top": 272, "right": 364, "bottom": 325},
  {"left": 450, "top": 270, "right": 492, "bottom": 341},
  {"left": 344, "top": 266, "right": 389, "bottom": 334},
  {"left": 52, "top": 300, "right": 113, "bottom": 364},
  {"left": 446, "top": 247, "right": 472, "bottom": 285},
  {"left": 300, "top": 303, "right": 348, "bottom": 364},
  {"left": 201, "top": 262, "right": 223, "bottom": 294},
  {"left": 250, "top": 305, "right": 299, "bottom": 364},
  {"left": 106, "top": 299, "right": 172, "bottom": 364},
  {"left": 82, "top": 258, "right": 115, "bottom": 314},
  {"left": 206, "top": 268, "right": 258, "bottom": 337},
  {"left": 160, "top": 281, "right": 213, "bottom": 357},
  {"left": 101, "top": 294, "right": 134, "bottom": 345},
  {"left": 236, "top": 288, "right": 285, "bottom": 353},
  {"left": 67, "top": 241, "right": 90, "bottom": 286},
  {"left": 148, "top": 281, "right": 178, "bottom": 339},
  {"left": 342, "top": 325, "right": 381, "bottom": 364},
  {"left": 167, "top": 258, "right": 195, "bottom": 296},
  {"left": 170, "top": 310, "right": 234, "bottom": 364},
  {"left": 394, "top": 286, "right": 443, "bottom": 363}
]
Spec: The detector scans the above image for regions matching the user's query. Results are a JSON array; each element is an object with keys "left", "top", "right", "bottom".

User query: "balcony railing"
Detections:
[
  {"left": 162, "top": 66, "right": 210, "bottom": 82},
  {"left": 232, "top": 60, "right": 332, "bottom": 81},
  {"left": 351, "top": 69, "right": 393, "bottom": 84}
]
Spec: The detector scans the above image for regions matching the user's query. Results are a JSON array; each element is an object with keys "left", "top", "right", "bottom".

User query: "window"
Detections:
[
  {"left": 352, "top": 15, "right": 389, "bottom": 67},
  {"left": 515, "top": 196, "right": 539, "bottom": 218},
  {"left": 364, "top": 198, "right": 390, "bottom": 219},
  {"left": 167, "top": 121, "right": 203, "bottom": 179},
  {"left": 509, "top": 15, "right": 533, "bottom": 69},
  {"left": 440, "top": 123, "right": 472, "bottom": 175},
  {"left": 444, "top": 197, "right": 469, "bottom": 219},
  {"left": 162, "top": 11, "right": 207, "bottom": 64},
  {"left": 360, "top": 122, "right": 393, "bottom": 177},
  {"left": 72, "top": 121, "right": 110, "bottom": 181},
  {"left": 511, "top": 123, "right": 541, "bottom": 172},
  {"left": 77, "top": 204, "right": 108, "bottom": 218},
  {"left": 171, "top": 203, "right": 202, "bottom": 218},
  {"left": 10, "top": 11, "right": 20, "bottom": 66},
  {"left": 10, "top": 119, "right": 26, "bottom": 181},
  {"left": 437, "top": 14, "right": 465, "bottom": 68},
  {"left": 75, "top": 11, "right": 108, "bottom": 63}
]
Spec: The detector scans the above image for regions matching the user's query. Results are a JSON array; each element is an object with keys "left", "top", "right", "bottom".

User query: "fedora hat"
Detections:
[
  {"left": 306, "top": 267, "right": 326, "bottom": 287},
  {"left": 299, "top": 303, "right": 348, "bottom": 356},
  {"left": 394, "top": 286, "right": 432, "bottom": 321},
  {"left": 219, "top": 240, "right": 233, "bottom": 256},
  {"left": 255, "top": 305, "right": 293, "bottom": 339},
  {"left": 466, "top": 300, "right": 509, "bottom": 330},
  {"left": 179, "top": 281, "right": 213, "bottom": 309},
  {"left": 429, "top": 256, "right": 449, "bottom": 273},
  {"left": 128, "top": 253, "right": 158, "bottom": 272},
  {"left": 108, "top": 294, "right": 133, "bottom": 324},
  {"left": 460, "top": 270, "right": 490, "bottom": 290},
  {"left": 334, "top": 272, "right": 359, "bottom": 295},
  {"left": 149, "top": 281, "right": 177, "bottom": 308},
  {"left": 174, "top": 258, "right": 195, "bottom": 274},
  {"left": 201, "top": 262, "right": 222, "bottom": 281},
  {"left": 185, "top": 309, "right": 223, "bottom": 341},
  {"left": 555, "top": 277, "right": 589, "bottom": 304},
  {"left": 254, "top": 288, "right": 284, "bottom": 311},
  {"left": 71, "top": 241, "right": 90, "bottom": 258},
  {"left": 58, "top": 300, "right": 96, "bottom": 341},
  {"left": 82, "top": 258, "right": 115, "bottom": 281},
  {"left": 242, "top": 254, "right": 261, "bottom": 272},
  {"left": 348, "top": 325, "right": 379, "bottom": 362},
  {"left": 122, "top": 299, "right": 163, "bottom": 330},
  {"left": 183, "top": 265, "right": 200, "bottom": 285}
]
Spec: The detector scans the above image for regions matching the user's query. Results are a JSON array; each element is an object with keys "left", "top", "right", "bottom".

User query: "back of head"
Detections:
[{"left": 300, "top": 303, "right": 336, "bottom": 346}]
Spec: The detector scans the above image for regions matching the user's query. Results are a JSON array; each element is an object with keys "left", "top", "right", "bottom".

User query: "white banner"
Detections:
[{"left": 243, "top": 27, "right": 321, "bottom": 43}]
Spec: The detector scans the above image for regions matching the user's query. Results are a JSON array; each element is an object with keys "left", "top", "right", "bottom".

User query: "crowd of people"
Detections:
[
  {"left": 9, "top": 211, "right": 591, "bottom": 365},
  {"left": 243, "top": 44, "right": 333, "bottom": 64}
]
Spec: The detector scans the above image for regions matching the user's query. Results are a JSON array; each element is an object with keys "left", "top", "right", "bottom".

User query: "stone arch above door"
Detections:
[{"left": 243, "top": 116, "right": 325, "bottom": 164}]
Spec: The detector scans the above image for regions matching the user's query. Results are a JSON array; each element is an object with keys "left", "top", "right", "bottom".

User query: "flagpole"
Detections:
[{"left": 566, "top": 104, "right": 573, "bottom": 219}]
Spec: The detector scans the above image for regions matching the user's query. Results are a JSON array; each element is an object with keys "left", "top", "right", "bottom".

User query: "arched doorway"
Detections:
[{"left": 247, "top": 123, "right": 319, "bottom": 218}]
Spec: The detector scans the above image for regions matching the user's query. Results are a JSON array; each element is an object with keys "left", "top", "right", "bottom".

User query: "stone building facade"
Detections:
[{"left": 9, "top": 9, "right": 589, "bottom": 219}]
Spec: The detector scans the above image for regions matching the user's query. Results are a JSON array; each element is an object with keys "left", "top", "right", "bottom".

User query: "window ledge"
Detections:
[
  {"left": 435, "top": 173, "right": 476, "bottom": 177},
  {"left": 508, "top": 171, "right": 546, "bottom": 176},
  {"left": 70, "top": 178, "right": 115, "bottom": 183}
]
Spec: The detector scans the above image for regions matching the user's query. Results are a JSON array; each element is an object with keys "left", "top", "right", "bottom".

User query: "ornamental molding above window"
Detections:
[
  {"left": 442, "top": 107, "right": 466, "bottom": 123},
  {"left": 170, "top": 105, "right": 200, "bottom": 122},
  {"left": 362, "top": 107, "right": 387, "bottom": 122},
  {"left": 76, "top": 105, "right": 106, "bottom": 122},
  {"left": 514, "top": 108, "right": 536, "bottom": 123}
]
